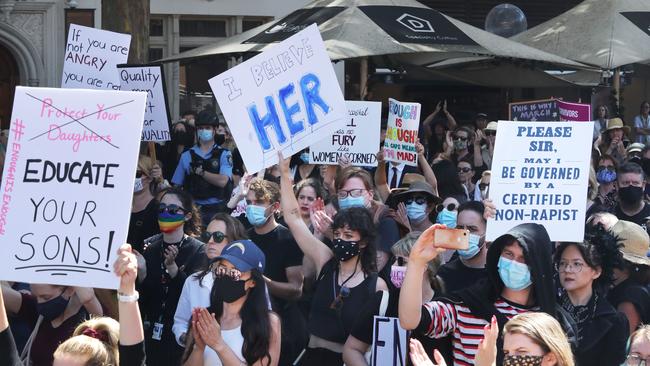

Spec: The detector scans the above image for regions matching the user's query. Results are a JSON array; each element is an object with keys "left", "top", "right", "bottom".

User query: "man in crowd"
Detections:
[
  {"left": 171, "top": 110, "right": 233, "bottom": 226},
  {"left": 614, "top": 162, "right": 650, "bottom": 228}
]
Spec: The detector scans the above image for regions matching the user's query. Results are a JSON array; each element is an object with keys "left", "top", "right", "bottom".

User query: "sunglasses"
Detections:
[
  {"left": 458, "top": 167, "right": 472, "bottom": 173},
  {"left": 484, "top": 130, "right": 496, "bottom": 137},
  {"left": 453, "top": 136, "right": 468, "bottom": 142},
  {"left": 329, "top": 285, "right": 351, "bottom": 311},
  {"left": 159, "top": 203, "right": 188, "bottom": 215},
  {"left": 436, "top": 203, "right": 456, "bottom": 212},
  {"left": 201, "top": 231, "right": 226, "bottom": 243},
  {"left": 405, "top": 197, "right": 428, "bottom": 205}
]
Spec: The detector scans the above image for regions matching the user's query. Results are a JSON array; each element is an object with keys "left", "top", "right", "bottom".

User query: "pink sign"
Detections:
[{"left": 557, "top": 100, "right": 591, "bottom": 122}]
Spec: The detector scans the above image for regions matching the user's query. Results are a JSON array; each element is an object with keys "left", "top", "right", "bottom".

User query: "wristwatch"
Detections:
[{"left": 117, "top": 291, "right": 140, "bottom": 303}]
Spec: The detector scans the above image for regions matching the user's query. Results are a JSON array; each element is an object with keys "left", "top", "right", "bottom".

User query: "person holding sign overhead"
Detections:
[{"left": 172, "top": 110, "right": 234, "bottom": 227}]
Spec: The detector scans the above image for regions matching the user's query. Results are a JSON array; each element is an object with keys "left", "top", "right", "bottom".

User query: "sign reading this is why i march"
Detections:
[
  {"left": 62, "top": 24, "right": 131, "bottom": 90},
  {"left": 117, "top": 65, "right": 171, "bottom": 142},
  {"left": 486, "top": 121, "right": 594, "bottom": 242},
  {"left": 0, "top": 87, "right": 146, "bottom": 289},
  {"left": 209, "top": 24, "right": 346, "bottom": 173},
  {"left": 309, "top": 101, "right": 381, "bottom": 167}
]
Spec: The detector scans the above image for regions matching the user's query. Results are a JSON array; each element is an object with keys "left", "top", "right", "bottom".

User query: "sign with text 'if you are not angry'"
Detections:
[{"left": 0, "top": 87, "right": 146, "bottom": 289}]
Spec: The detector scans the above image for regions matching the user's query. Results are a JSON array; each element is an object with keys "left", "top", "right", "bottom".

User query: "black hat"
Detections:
[{"left": 196, "top": 110, "right": 218, "bottom": 127}]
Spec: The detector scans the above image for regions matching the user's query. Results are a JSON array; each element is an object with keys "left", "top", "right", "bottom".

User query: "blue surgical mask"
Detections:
[
  {"left": 339, "top": 196, "right": 365, "bottom": 210},
  {"left": 436, "top": 208, "right": 457, "bottom": 228},
  {"left": 498, "top": 256, "right": 532, "bottom": 291},
  {"left": 406, "top": 202, "right": 427, "bottom": 222},
  {"left": 198, "top": 129, "right": 214, "bottom": 142},
  {"left": 246, "top": 204, "right": 270, "bottom": 227},
  {"left": 596, "top": 169, "right": 616, "bottom": 184},
  {"left": 300, "top": 152, "right": 310, "bottom": 164},
  {"left": 36, "top": 291, "right": 70, "bottom": 321},
  {"left": 458, "top": 233, "right": 482, "bottom": 260}
]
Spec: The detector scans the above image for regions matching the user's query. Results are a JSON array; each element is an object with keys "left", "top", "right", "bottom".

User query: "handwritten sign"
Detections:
[
  {"left": 0, "top": 86, "right": 146, "bottom": 289},
  {"left": 486, "top": 121, "right": 594, "bottom": 242},
  {"left": 208, "top": 24, "right": 346, "bottom": 172},
  {"left": 383, "top": 98, "right": 420, "bottom": 167},
  {"left": 117, "top": 65, "right": 171, "bottom": 141},
  {"left": 557, "top": 100, "right": 591, "bottom": 122},
  {"left": 371, "top": 316, "right": 408, "bottom": 366},
  {"left": 309, "top": 101, "right": 380, "bottom": 167},
  {"left": 509, "top": 99, "right": 558, "bottom": 121},
  {"left": 62, "top": 24, "right": 131, "bottom": 90}
]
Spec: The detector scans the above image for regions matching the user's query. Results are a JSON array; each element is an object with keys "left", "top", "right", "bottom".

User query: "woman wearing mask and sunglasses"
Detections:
[
  {"left": 173, "top": 213, "right": 248, "bottom": 348},
  {"left": 138, "top": 188, "right": 207, "bottom": 365},
  {"left": 279, "top": 153, "right": 388, "bottom": 366},
  {"left": 182, "top": 240, "right": 281, "bottom": 366}
]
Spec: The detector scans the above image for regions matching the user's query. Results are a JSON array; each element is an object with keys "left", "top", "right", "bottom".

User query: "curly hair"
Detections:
[
  {"left": 332, "top": 207, "right": 377, "bottom": 274},
  {"left": 249, "top": 178, "right": 281, "bottom": 203}
]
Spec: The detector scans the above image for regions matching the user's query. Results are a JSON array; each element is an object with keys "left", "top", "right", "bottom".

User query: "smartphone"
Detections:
[{"left": 433, "top": 228, "right": 470, "bottom": 250}]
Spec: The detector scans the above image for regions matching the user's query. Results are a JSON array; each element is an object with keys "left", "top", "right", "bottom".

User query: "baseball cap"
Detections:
[{"left": 215, "top": 240, "right": 266, "bottom": 272}]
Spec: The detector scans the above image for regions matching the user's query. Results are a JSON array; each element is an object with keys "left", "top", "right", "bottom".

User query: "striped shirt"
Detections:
[{"left": 417, "top": 298, "right": 536, "bottom": 366}]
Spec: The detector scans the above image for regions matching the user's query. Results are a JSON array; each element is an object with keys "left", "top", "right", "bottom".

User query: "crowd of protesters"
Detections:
[{"left": 1, "top": 102, "right": 650, "bottom": 366}]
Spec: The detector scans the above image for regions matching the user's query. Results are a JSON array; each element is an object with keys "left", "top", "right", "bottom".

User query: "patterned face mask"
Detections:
[{"left": 503, "top": 355, "right": 544, "bottom": 366}]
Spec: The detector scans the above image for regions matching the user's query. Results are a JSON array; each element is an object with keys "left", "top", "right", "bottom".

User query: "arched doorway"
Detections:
[{"left": 0, "top": 44, "right": 19, "bottom": 129}]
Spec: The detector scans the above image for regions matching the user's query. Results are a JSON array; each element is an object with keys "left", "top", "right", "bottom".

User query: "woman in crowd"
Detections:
[
  {"left": 626, "top": 325, "right": 650, "bottom": 366},
  {"left": 162, "top": 121, "right": 196, "bottom": 181},
  {"left": 295, "top": 178, "right": 325, "bottom": 228},
  {"left": 431, "top": 160, "right": 466, "bottom": 202},
  {"left": 173, "top": 213, "right": 248, "bottom": 347},
  {"left": 457, "top": 161, "right": 476, "bottom": 201},
  {"left": 634, "top": 101, "right": 650, "bottom": 146},
  {"left": 182, "top": 240, "right": 281, "bottom": 366},
  {"left": 129, "top": 154, "right": 165, "bottom": 252},
  {"left": 596, "top": 118, "right": 630, "bottom": 166},
  {"left": 138, "top": 188, "right": 207, "bottom": 365},
  {"left": 591, "top": 154, "right": 618, "bottom": 213},
  {"left": 1, "top": 243, "right": 146, "bottom": 366},
  {"left": 593, "top": 104, "right": 609, "bottom": 139},
  {"left": 279, "top": 153, "right": 387, "bottom": 365},
  {"left": 554, "top": 230, "right": 628, "bottom": 365}
]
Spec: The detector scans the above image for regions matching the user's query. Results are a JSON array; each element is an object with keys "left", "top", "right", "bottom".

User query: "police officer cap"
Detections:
[{"left": 196, "top": 110, "right": 219, "bottom": 127}]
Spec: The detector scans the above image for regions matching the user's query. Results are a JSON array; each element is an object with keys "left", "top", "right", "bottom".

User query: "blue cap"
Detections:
[{"left": 215, "top": 240, "right": 265, "bottom": 273}]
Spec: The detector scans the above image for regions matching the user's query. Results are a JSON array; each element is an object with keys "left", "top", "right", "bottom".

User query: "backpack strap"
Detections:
[{"left": 378, "top": 290, "right": 389, "bottom": 317}]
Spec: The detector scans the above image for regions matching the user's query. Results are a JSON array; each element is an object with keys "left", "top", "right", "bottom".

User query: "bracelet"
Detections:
[{"left": 117, "top": 291, "right": 139, "bottom": 303}]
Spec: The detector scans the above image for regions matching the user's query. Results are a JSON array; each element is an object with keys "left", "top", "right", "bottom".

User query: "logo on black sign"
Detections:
[{"left": 397, "top": 14, "right": 435, "bottom": 33}]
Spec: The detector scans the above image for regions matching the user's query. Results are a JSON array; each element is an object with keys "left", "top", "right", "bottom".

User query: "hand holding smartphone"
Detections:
[{"left": 432, "top": 228, "right": 470, "bottom": 250}]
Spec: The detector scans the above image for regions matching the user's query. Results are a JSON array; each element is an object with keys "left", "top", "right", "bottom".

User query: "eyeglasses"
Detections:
[
  {"left": 484, "top": 131, "right": 496, "bottom": 137},
  {"left": 329, "top": 286, "right": 351, "bottom": 310},
  {"left": 214, "top": 265, "right": 243, "bottom": 281},
  {"left": 201, "top": 231, "right": 226, "bottom": 244},
  {"left": 405, "top": 197, "right": 428, "bottom": 205},
  {"left": 555, "top": 261, "right": 585, "bottom": 273},
  {"left": 626, "top": 354, "right": 650, "bottom": 366},
  {"left": 159, "top": 203, "right": 188, "bottom": 215},
  {"left": 597, "top": 165, "right": 615, "bottom": 172},
  {"left": 453, "top": 136, "right": 468, "bottom": 142},
  {"left": 436, "top": 203, "right": 456, "bottom": 212},
  {"left": 458, "top": 167, "right": 473, "bottom": 173},
  {"left": 337, "top": 188, "right": 367, "bottom": 199}
]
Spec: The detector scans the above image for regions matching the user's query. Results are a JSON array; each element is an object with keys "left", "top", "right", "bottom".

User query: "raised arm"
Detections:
[
  {"left": 114, "top": 244, "right": 145, "bottom": 346},
  {"left": 473, "top": 130, "right": 485, "bottom": 168},
  {"left": 279, "top": 152, "right": 334, "bottom": 275},
  {"left": 374, "top": 149, "right": 390, "bottom": 202},
  {"left": 0, "top": 281, "right": 21, "bottom": 366},
  {"left": 416, "top": 142, "right": 438, "bottom": 196},
  {"left": 442, "top": 100, "right": 457, "bottom": 130}
]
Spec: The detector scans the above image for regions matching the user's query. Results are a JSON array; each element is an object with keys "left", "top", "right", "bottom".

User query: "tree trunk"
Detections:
[{"left": 101, "top": 0, "right": 150, "bottom": 64}]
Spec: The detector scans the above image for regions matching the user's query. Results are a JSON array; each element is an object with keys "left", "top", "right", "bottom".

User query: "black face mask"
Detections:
[
  {"left": 213, "top": 275, "right": 248, "bottom": 303},
  {"left": 215, "top": 134, "right": 226, "bottom": 146},
  {"left": 172, "top": 130, "right": 193, "bottom": 146},
  {"left": 332, "top": 239, "right": 360, "bottom": 262},
  {"left": 619, "top": 185, "right": 644, "bottom": 205}
]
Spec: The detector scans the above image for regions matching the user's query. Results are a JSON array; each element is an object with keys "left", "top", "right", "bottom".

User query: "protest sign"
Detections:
[
  {"left": 208, "top": 24, "right": 346, "bottom": 172},
  {"left": 371, "top": 316, "right": 408, "bottom": 366},
  {"left": 117, "top": 64, "right": 171, "bottom": 142},
  {"left": 509, "top": 99, "right": 558, "bottom": 121},
  {"left": 486, "top": 121, "right": 594, "bottom": 242},
  {"left": 62, "top": 24, "right": 131, "bottom": 90},
  {"left": 309, "top": 101, "right": 381, "bottom": 167},
  {"left": 383, "top": 98, "right": 420, "bottom": 167},
  {"left": 557, "top": 100, "right": 591, "bottom": 122},
  {"left": 0, "top": 86, "right": 146, "bottom": 289}
]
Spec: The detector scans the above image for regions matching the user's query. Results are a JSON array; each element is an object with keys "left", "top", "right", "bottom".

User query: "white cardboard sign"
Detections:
[
  {"left": 371, "top": 316, "right": 408, "bottom": 366},
  {"left": 383, "top": 98, "right": 420, "bottom": 167},
  {"left": 62, "top": 24, "right": 131, "bottom": 90},
  {"left": 309, "top": 101, "right": 381, "bottom": 167},
  {"left": 209, "top": 24, "right": 346, "bottom": 172},
  {"left": 486, "top": 121, "right": 594, "bottom": 241},
  {"left": 117, "top": 65, "right": 171, "bottom": 142},
  {"left": 0, "top": 86, "right": 146, "bottom": 289}
]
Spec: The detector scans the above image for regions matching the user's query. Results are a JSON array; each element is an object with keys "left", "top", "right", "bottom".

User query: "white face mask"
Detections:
[{"left": 134, "top": 177, "right": 144, "bottom": 193}]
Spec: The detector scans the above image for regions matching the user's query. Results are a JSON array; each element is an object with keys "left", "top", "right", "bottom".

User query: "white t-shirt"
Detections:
[
  {"left": 173, "top": 272, "right": 214, "bottom": 345},
  {"left": 204, "top": 326, "right": 245, "bottom": 365}
]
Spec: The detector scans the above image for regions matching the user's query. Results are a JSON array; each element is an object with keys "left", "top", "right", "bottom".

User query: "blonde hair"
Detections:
[
  {"left": 54, "top": 317, "right": 120, "bottom": 366},
  {"left": 503, "top": 313, "right": 574, "bottom": 366},
  {"left": 630, "top": 325, "right": 650, "bottom": 349},
  {"left": 391, "top": 232, "right": 445, "bottom": 294},
  {"left": 137, "top": 154, "right": 155, "bottom": 176}
]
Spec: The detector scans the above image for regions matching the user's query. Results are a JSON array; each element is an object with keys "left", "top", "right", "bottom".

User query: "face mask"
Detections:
[
  {"left": 436, "top": 209, "right": 457, "bottom": 228},
  {"left": 453, "top": 140, "right": 467, "bottom": 150},
  {"left": 214, "top": 133, "right": 226, "bottom": 146},
  {"left": 300, "top": 152, "right": 310, "bottom": 164},
  {"left": 596, "top": 169, "right": 616, "bottom": 184},
  {"left": 630, "top": 156, "right": 642, "bottom": 165},
  {"left": 338, "top": 196, "right": 366, "bottom": 210},
  {"left": 134, "top": 177, "right": 145, "bottom": 193},
  {"left": 458, "top": 234, "right": 482, "bottom": 260},
  {"left": 198, "top": 129, "right": 214, "bottom": 142},
  {"left": 172, "top": 130, "right": 192, "bottom": 145},
  {"left": 619, "top": 186, "right": 643, "bottom": 205},
  {"left": 332, "top": 239, "right": 360, "bottom": 262},
  {"left": 246, "top": 204, "right": 271, "bottom": 227},
  {"left": 36, "top": 292, "right": 69, "bottom": 321},
  {"left": 406, "top": 202, "right": 427, "bottom": 222},
  {"left": 498, "top": 256, "right": 532, "bottom": 291},
  {"left": 213, "top": 276, "right": 248, "bottom": 303},
  {"left": 503, "top": 355, "right": 544, "bottom": 366},
  {"left": 158, "top": 211, "right": 186, "bottom": 233},
  {"left": 390, "top": 265, "right": 407, "bottom": 288}
]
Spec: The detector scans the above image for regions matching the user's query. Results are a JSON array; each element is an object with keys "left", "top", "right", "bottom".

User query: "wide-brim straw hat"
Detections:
[
  {"left": 610, "top": 220, "right": 650, "bottom": 266},
  {"left": 604, "top": 117, "right": 630, "bottom": 134}
]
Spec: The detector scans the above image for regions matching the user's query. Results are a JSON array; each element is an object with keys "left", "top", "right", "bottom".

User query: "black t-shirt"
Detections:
[
  {"left": 127, "top": 198, "right": 159, "bottom": 253},
  {"left": 437, "top": 258, "right": 487, "bottom": 294},
  {"left": 614, "top": 202, "right": 650, "bottom": 228},
  {"left": 248, "top": 225, "right": 303, "bottom": 308},
  {"left": 376, "top": 214, "right": 401, "bottom": 254}
]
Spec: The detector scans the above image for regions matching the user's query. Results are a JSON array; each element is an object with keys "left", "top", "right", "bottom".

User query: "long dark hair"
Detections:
[
  {"left": 432, "top": 160, "right": 465, "bottom": 199},
  {"left": 196, "top": 214, "right": 249, "bottom": 286},
  {"left": 332, "top": 207, "right": 377, "bottom": 274},
  {"left": 210, "top": 269, "right": 273, "bottom": 366},
  {"left": 160, "top": 187, "right": 201, "bottom": 237}
]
